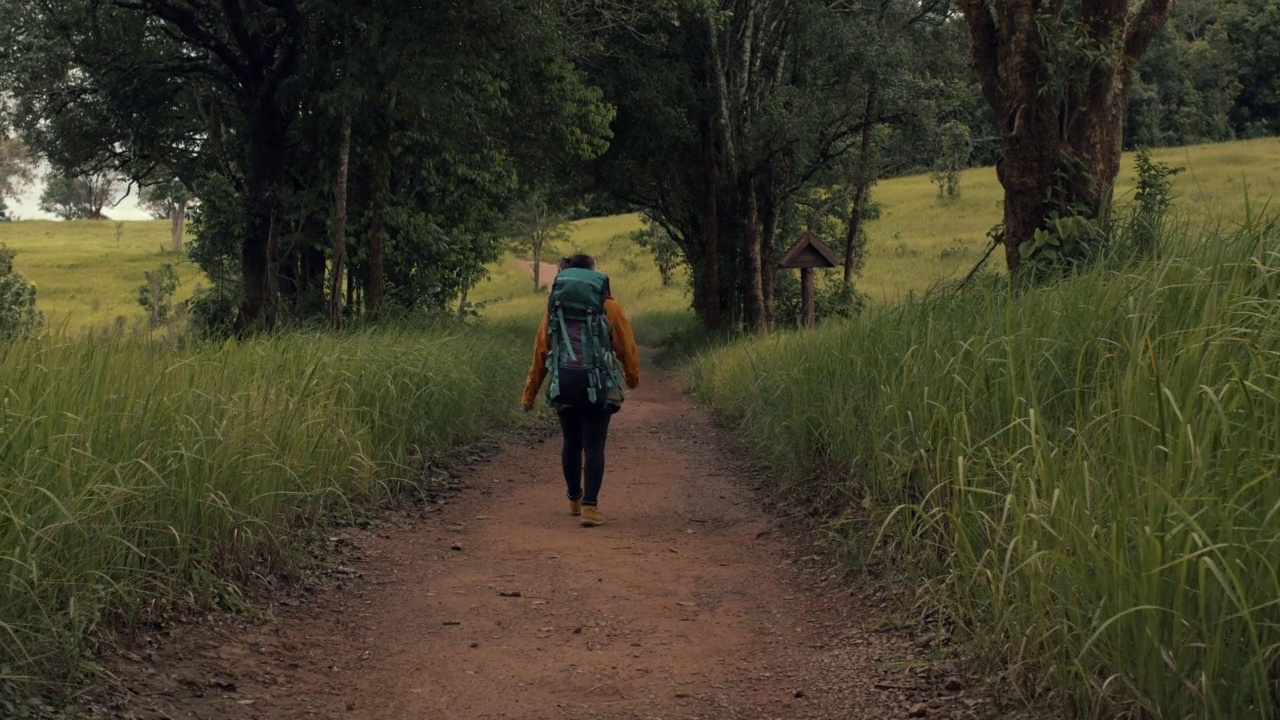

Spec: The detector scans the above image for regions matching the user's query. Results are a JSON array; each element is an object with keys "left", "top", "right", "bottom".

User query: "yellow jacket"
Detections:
[{"left": 522, "top": 297, "right": 641, "bottom": 408}]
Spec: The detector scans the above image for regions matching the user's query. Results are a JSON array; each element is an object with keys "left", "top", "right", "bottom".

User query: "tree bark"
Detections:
[
  {"left": 532, "top": 236, "right": 543, "bottom": 291},
  {"left": 702, "top": 119, "right": 721, "bottom": 331},
  {"left": 760, "top": 174, "right": 779, "bottom": 331},
  {"left": 957, "top": 0, "right": 1173, "bottom": 275},
  {"left": 741, "top": 172, "right": 766, "bottom": 332},
  {"left": 170, "top": 200, "right": 186, "bottom": 253},
  {"left": 844, "top": 87, "right": 877, "bottom": 286},
  {"left": 368, "top": 115, "right": 390, "bottom": 317},
  {"left": 328, "top": 113, "right": 352, "bottom": 327},
  {"left": 843, "top": 181, "right": 871, "bottom": 284}
]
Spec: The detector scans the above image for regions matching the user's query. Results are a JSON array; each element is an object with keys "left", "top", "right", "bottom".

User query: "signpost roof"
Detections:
[{"left": 779, "top": 230, "right": 841, "bottom": 269}]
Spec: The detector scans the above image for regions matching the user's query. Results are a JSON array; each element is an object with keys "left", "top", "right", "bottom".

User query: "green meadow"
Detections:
[
  {"left": 857, "top": 136, "right": 1280, "bottom": 302},
  {"left": 0, "top": 220, "right": 203, "bottom": 333}
]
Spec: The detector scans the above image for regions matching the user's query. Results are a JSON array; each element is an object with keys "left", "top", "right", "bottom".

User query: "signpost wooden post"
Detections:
[{"left": 779, "top": 230, "right": 841, "bottom": 328}]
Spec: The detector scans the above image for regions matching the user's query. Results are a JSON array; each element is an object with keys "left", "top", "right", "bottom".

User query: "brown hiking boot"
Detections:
[
  {"left": 580, "top": 506, "right": 605, "bottom": 527},
  {"left": 568, "top": 498, "right": 582, "bottom": 516}
]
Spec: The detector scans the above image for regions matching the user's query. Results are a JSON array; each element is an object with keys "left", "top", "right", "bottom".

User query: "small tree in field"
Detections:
[
  {"left": 930, "top": 121, "right": 973, "bottom": 202},
  {"left": 138, "top": 262, "right": 179, "bottom": 327},
  {"left": 504, "top": 190, "right": 571, "bottom": 291}
]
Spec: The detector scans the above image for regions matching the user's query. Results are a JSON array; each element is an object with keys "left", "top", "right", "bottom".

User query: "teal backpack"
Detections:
[{"left": 545, "top": 268, "right": 623, "bottom": 407}]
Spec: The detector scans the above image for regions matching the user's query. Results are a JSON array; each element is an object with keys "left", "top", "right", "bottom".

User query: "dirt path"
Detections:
[{"left": 100, "top": 354, "right": 986, "bottom": 720}]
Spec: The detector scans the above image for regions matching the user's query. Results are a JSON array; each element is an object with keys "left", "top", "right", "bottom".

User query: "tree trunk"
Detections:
[
  {"left": 170, "top": 200, "right": 186, "bottom": 253},
  {"left": 702, "top": 121, "right": 721, "bottom": 331},
  {"left": 236, "top": 104, "right": 289, "bottom": 333},
  {"left": 760, "top": 177, "right": 779, "bottom": 331},
  {"left": 741, "top": 173, "right": 766, "bottom": 332},
  {"left": 844, "top": 87, "right": 877, "bottom": 285},
  {"left": 532, "top": 237, "right": 542, "bottom": 291},
  {"left": 300, "top": 239, "right": 326, "bottom": 314},
  {"left": 843, "top": 181, "right": 871, "bottom": 285},
  {"left": 329, "top": 113, "right": 353, "bottom": 327},
  {"left": 368, "top": 115, "right": 390, "bottom": 316},
  {"left": 957, "top": 0, "right": 1173, "bottom": 275}
]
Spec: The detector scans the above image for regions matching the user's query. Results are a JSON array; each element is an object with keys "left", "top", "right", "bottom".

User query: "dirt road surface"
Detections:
[{"left": 97, "top": 354, "right": 988, "bottom": 720}]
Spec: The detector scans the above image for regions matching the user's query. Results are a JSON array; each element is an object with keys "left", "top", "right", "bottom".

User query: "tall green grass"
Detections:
[
  {"left": 0, "top": 322, "right": 530, "bottom": 695},
  {"left": 695, "top": 219, "right": 1280, "bottom": 718}
]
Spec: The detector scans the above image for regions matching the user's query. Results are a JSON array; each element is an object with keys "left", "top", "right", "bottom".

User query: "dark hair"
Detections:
[{"left": 561, "top": 254, "right": 596, "bottom": 270}]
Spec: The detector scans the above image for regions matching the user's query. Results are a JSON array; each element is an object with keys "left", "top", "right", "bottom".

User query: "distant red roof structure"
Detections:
[{"left": 779, "top": 230, "right": 841, "bottom": 269}]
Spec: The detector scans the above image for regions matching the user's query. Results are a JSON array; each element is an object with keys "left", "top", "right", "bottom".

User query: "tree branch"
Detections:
[
  {"left": 1124, "top": 0, "right": 1174, "bottom": 60},
  {"left": 112, "top": 0, "right": 250, "bottom": 85}
]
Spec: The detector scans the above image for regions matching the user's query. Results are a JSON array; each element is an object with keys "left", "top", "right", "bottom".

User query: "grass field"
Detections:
[
  {"left": 0, "top": 220, "right": 203, "bottom": 333},
  {"left": 856, "top": 136, "right": 1280, "bottom": 303}
]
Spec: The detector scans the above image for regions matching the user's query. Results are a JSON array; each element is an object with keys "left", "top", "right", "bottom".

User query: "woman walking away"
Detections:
[{"left": 522, "top": 254, "right": 640, "bottom": 527}]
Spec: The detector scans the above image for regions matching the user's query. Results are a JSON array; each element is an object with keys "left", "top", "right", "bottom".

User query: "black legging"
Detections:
[{"left": 557, "top": 404, "right": 612, "bottom": 506}]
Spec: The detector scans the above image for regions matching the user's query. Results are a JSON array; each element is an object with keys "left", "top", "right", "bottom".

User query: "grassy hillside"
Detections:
[
  {"left": 0, "top": 220, "right": 203, "bottom": 332},
  {"left": 694, "top": 217, "right": 1280, "bottom": 718},
  {"left": 858, "top": 136, "right": 1280, "bottom": 302},
  {"left": 469, "top": 213, "right": 694, "bottom": 346}
]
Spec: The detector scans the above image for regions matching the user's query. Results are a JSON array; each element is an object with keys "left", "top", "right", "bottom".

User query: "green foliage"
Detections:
[
  {"left": 0, "top": 321, "right": 532, "bottom": 694},
  {"left": 629, "top": 217, "right": 684, "bottom": 287},
  {"left": 0, "top": 244, "right": 42, "bottom": 338},
  {"left": 186, "top": 285, "right": 240, "bottom": 342},
  {"left": 0, "top": 137, "right": 36, "bottom": 207},
  {"left": 137, "top": 263, "right": 179, "bottom": 327},
  {"left": 695, "top": 216, "right": 1280, "bottom": 718},
  {"left": 1018, "top": 213, "right": 1105, "bottom": 280},
  {"left": 772, "top": 269, "right": 866, "bottom": 327},
  {"left": 1, "top": 0, "right": 617, "bottom": 328},
  {"left": 139, "top": 174, "right": 192, "bottom": 221},
  {"left": 1126, "top": 148, "right": 1186, "bottom": 258},
  {"left": 503, "top": 189, "right": 573, "bottom": 289}
]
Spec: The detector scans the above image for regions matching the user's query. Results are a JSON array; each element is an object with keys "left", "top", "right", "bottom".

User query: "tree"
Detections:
[
  {"left": 504, "top": 190, "right": 572, "bottom": 291},
  {"left": 631, "top": 217, "right": 683, "bottom": 287},
  {"left": 137, "top": 262, "right": 178, "bottom": 327},
  {"left": 0, "top": 137, "right": 36, "bottom": 217},
  {"left": 140, "top": 175, "right": 193, "bottom": 252},
  {"left": 590, "top": 0, "right": 956, "bottom": 329},
  {"left": 2, "top": 0, "right": 614, "bottom": 333},
  {"left": 931, "top": 120, "right": 973, "bottom": 201},
  {"left": 957, "top": 0, "right": 1174, "bottom": 275},
  {"left": 38, "top": 172, "right": 120, "bottom": 220}
]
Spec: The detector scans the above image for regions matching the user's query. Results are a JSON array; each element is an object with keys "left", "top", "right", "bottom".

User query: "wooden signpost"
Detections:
[{"left": 778, "top": 230, "right": 841, "bottom": 328}]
